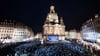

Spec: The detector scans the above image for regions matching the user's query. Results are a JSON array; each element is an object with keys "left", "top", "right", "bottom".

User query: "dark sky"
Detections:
[{"left": 0, "top": 0, "right": 100, "bottom": 33}]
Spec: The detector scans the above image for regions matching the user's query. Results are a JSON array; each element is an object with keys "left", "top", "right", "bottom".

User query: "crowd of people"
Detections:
[
  {"left": 14, "top": 40, "right": 92, "bottom": 56},
  {"left": 0, "top": 40, "right": 100, "bottom": 56}
]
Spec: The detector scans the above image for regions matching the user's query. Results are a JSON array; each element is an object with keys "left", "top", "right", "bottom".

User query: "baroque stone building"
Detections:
[
  {"left": 43, "top": 5, "right": 65, "bottom": 40},
  {"left": 81, "top": 13, "right": 100, "bottom": 42},
  {"left": 0, "top": 20, "right": 34, "bottom": 42}
]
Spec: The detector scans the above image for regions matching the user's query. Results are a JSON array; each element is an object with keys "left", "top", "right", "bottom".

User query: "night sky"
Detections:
[{"left": 0, "top": 0, "right": 100, "bottom": 33}]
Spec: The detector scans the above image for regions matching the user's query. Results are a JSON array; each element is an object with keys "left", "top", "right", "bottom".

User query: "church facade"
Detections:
[{"left": 43, "top": 6, "right": 65, "bottom": 40}]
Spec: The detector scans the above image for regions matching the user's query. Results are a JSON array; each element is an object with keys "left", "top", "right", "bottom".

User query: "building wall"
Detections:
[
  {"left": 0, "top": 20, "right": 34, "bottom": 42},
  {"left": 69, "top": 30, "right": 77, "bottom": 39},
  {"left": 81, "top": 14, "right": 100, "bottom": 42},
  {"left": 0, "top": 27, "right": 14, "bottom": 39}
]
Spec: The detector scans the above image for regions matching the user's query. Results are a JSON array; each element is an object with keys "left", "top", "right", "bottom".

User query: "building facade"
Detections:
[
  {"left": 0, "top": 20, "right": 34, "bottom": 42},
  {"left": 81, "top": 14, "right": 100, "bottom": 42},
  {"left": 65, "top": 30, "right": 82, "bottom": 40},
  {"left": 43, "top": 5, "right": 65, "bottom": 40}
]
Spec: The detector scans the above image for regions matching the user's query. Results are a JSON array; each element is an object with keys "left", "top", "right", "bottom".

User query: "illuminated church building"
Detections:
[{"left": 43, "top": 6, "right": 66, "bottom": 40}]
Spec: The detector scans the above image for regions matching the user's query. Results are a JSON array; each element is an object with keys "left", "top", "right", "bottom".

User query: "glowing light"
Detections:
[{"left": 48, "top": 35, "right": 59, "bottom": 41}]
